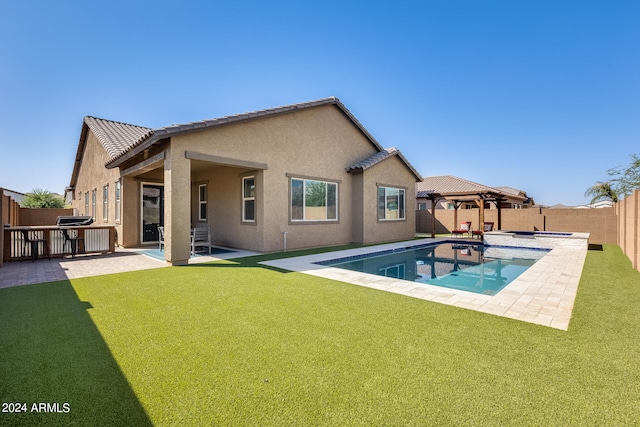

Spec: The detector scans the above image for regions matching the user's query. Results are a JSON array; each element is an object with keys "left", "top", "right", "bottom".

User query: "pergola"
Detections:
[{"left": 419, "top": 190, "right": 507, "bottom": 238}]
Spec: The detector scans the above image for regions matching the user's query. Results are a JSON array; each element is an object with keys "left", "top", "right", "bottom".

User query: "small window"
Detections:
[
  {"left": 198, "top": 184, "right": 207, "bottom": 221},
  {"left": 291, "top": 178, "right": 338, "bottom": 222},
  {"left": 103, "top": 185, "right": 109, "bottom": 221},
  {"left": 91, "top": 190, "right": 96, "bottom": 219},
  {"left": 417, "top": 203, "right": 427, "bottom": 211},
  {"left": 242, "top": 177, "right": 255, "bottom": 222},
  {"left": 115, "top": 181, "right": 121, "bottom": 222},
  {"left": 377, "top": 186, "right": 405, "bottom": 221},
  {"left": 84, "top": 191, "right": 89, "bottom": 216}
]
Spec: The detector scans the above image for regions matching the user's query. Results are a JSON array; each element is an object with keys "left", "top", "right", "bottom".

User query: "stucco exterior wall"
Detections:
[
  {"left": 361, "top": 155, "right": 417, "bottom": 244},
  {"left": 70, "top": 103, "right": 420, "bottom": 255},
  {"left": 171, "top": 104, "right": 385, "bottom": 252},
  {"left": 70, "top": 131, "right": 123, "bottom": 244}
]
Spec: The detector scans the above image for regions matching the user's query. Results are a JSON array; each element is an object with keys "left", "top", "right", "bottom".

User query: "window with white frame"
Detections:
[
  {"left": 242, "top": 176, "right": 255, "bottom": 222},
  {"left": 115, "top": 180, "right": 121, "bottom": 222},
  {"left": 84, "top": 191, "right": 89, "bottom": 216},
  {"left": 291, "top": 178, "right": 337, "bottom": 221},
  {"left": 91, "top": 190, "right": 97, "bottom": 218},
  {"left": 198, "top": 184, "right": 207, "bottom": 221},
  {"left": 377, "top": 186, "right": 405, "bottom": 220},
  {"left": 103, "top": 185, "right": 109, "bottom": 221}
]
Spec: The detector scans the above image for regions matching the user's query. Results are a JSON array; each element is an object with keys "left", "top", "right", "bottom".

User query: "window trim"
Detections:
[
  {"left": 91, "top": 189, "right": 97, "bottom": 220},
  {"left": 377, "top": 185, "right": 406, "bottom": 221},
  {"left": 289, "top": 176, "right": 339, "bottom": 223},
  {"left": 242, "top": 176, "right": 256, "bottom": 223},
  {"left": 114, "top": 180, "right": 121, "bottom": 223},
  {"left": 198, "top": 183, "right": 207, "bottom": 222},
  {"left": 103, "top": 184, "right": 109, "bottom": 222}
]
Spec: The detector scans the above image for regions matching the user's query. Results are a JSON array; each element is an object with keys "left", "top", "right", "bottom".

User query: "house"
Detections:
[
  {"left": 416, "top": 175, "right": 534, "bottom": 210},
  {"left": 66, "top": 97, "right": 422, "bottom": 264}
]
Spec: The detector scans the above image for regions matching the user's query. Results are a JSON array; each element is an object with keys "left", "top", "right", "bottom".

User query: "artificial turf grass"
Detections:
[
  {"left": 0, "top": 281, "right": 153, "bottom": 427},
  {"left": 1, "top": 244, "right": 639, "bottom": 425}
]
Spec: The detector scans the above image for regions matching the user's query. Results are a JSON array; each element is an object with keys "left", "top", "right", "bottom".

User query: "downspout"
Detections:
[{"left": 283, "top": 231, "right": 288, "bottom": 252}]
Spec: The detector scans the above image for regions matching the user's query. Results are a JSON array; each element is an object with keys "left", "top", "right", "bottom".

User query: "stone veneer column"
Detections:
[{"left": 164, "top": 145, "right": 191, "bottom": 265}]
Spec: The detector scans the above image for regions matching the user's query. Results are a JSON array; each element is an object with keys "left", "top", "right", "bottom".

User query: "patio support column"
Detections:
[
  {"left": 477, "top": 198, "right": 485, "bottom": 235},
  {"left": 430, "top": 197, "right": 438, "bottom": 238},
  {"left": 164, "top": 146, "right": 191, "bottom": 265}
]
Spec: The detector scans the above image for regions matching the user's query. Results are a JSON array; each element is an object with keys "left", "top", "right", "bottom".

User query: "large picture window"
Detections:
[
  {"left": 291, "top": 178, "right": 337, "bottom": 221},
  {"left": 242, "top": 177, "right": 255, "bottom": 222},
  {"left": 378, "top": 186, "right": 405, "bottom": 220}
]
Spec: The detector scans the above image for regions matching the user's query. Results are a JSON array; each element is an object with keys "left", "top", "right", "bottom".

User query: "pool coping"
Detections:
[{"left": 261, "top": 237, "right": 588, "bottom": 330}]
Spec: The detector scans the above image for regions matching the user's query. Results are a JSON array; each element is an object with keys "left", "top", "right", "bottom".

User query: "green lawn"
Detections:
[{"left": 1, "top": 244, "right": 639, "bottom": 426}]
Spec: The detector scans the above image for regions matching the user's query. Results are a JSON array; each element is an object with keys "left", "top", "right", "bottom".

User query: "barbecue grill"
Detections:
[{"left": 56, "top": 216, "right": 94, "bottom": 226}]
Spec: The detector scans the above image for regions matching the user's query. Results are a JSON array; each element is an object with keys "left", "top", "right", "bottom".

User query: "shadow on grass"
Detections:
[
  {"left": 0, "top": 281, "right": 152, "bottom": 426},
  {"left": 178, "top": 244, "right": 368, "bottom": 274}
]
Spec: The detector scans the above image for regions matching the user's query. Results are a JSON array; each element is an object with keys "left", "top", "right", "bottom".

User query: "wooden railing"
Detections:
[{"left": 3, "top": 225, "right": 115, "bottom": 262}]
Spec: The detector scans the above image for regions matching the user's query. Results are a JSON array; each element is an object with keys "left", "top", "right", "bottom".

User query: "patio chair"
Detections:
[
  {"left": 451, "top": 221, "right": 472, "bottom": 238},
  {"left": 158, "top": 226, "right": 165, "bottom": 251},
  {"left": 61, "top": 228, "right": 86, "bottom": 257},
  {"left": 191, "top": 226, "right": 211, "bottom": 256},
  {"left": 472, "top": 222, "right": 494, "bottom": 239},
  {"left": 20, "top": 230, "right": 50, "bottom": 262}
]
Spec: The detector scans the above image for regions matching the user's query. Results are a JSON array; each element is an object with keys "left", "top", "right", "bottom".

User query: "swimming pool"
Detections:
[{"left": 318, "top": 242, "right": 549, "bottom": 296}]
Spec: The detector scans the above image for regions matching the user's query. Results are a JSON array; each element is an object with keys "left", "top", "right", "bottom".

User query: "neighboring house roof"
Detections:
[
  {"left": 416, "top": 175, "right": 529, "bottom": 202},
  {"left": 573, "top": 200, "right": 614, "bottom": 209},
  {"left": 1, "top": 188, "right": 26, "bottom": 203},
  {"left": 69, "top": 97, "right": 422, "bottom": 186},
  {"left": 346, "top": 147, "right": 422, "bottom": 181}
]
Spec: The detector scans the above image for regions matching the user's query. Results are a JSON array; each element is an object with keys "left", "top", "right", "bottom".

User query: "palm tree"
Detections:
[
  {"left": 584, "top": 181, "right": 618, "bottom": 205},
  {"left": 21, "top": 188, "right": 66, "bottom": 208}
]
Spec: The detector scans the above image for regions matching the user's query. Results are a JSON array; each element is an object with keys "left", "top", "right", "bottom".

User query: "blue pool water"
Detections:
[{"left": 318, "top": 242, "right": 549, "bottom": 296}]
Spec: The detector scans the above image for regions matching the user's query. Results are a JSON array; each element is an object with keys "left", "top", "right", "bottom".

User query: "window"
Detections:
[
  {"left": 198, "top": 184, "right": 207, "bottom": 221},
  {"left": 84, "top": 191, "right": 89, "bottom": 216},
  {"left": 91, "top": 190, "right": 97, "bottom": 219},
  {"left": 115, "top": 180, "right": 121, "bottom": 222},
  {"left": 377, "top": 186, "right": 405, "bottom": 220},
  {"left": 103, "top": 185, "right": 109, "bottom": 221},
  {"left": 291, "top": 178, "right": 337, "bottom": 221},
  {"left": 417, "top": 203, "right": 427, "bottom": 211},
  {"left": 242, "top": 177, "right": 255, "bottom": 222}
]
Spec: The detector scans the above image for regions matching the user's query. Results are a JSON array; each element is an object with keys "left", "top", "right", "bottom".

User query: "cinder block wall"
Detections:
[
  {"left": 617, "top": 191, "right": 640, "bottom": 270},
  {"left": 19, "top": 208, "right": 74, "bottom": 226},
  {"left": 416, "top": 207, "right": 617, "bottom": 244}
]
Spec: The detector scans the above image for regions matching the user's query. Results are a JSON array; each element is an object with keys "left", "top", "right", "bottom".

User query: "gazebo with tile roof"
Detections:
[{"left": 416, "top": 175, "right": 530, "bottom": 237}]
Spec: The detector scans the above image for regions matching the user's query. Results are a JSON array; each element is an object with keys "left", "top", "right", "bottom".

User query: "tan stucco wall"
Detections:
[
  {"left": 361, "top": 155, "right": 417, "bottom": 244},
  {"left": 70, "top": 131, "right": 123, "bottom": 244},
  {"left": 171, "top": 104, "right": 388, "bottom": 252},
  {"left": 72, "top": 104, "right": 420, "bottom": 255}
]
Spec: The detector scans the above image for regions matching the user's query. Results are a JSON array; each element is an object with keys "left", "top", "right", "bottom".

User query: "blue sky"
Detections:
[{"left": 1, "top": 0, "right": 638, "bottom": 206}]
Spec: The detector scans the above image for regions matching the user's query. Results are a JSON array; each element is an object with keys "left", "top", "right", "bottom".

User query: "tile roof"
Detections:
[
  {"left": 84, "top": 116, "right": 153, "bottom": 161},
  {"left": 347, "top": 147, "right": 422, "bottom": 181},
  {"left": 416, "top": 175, "right": 529, "bottom": 201},
  {"left": 104, "top": 96, "right": 387, "bottom": 168},
  {"left": 69, "top": 97, "right": 422, "bottom": 186},
  {"left": 416, "top": 175, "right": 499, "bottom": 197}
]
